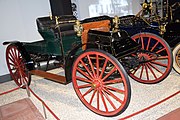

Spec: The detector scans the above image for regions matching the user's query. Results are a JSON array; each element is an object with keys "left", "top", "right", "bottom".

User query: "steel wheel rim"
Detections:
[
  {"left": 72, "top": 50, "right": 130, "bottom": 116},
  {"left": 6, "top": 45, "right": 28, "bottom": 88},
  {"left": 130, "top": 33, "right": 172, "bottom": 83}
]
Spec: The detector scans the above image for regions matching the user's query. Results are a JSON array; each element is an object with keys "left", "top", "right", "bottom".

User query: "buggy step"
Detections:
[{"left": 29, "top": 70, "right": 67, "bottom": 84}]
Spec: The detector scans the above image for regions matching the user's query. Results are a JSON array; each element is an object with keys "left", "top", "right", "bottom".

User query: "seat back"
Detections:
[
  {"left": 36, "top": 16, "right": 56, "bottom": 41},
  {"left": 36, "top": 15, "right": 78, "bottom": 55},
  {"left": 81, "top": 16, "right": 112, "bottom": 49},
  {"left": 36, "top": 15, "right": 77, "bottom": 40}
]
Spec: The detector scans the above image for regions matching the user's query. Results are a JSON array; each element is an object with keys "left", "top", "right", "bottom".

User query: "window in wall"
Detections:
[{"left": 88, "top": 0, "right": 133, "bottom": 17}]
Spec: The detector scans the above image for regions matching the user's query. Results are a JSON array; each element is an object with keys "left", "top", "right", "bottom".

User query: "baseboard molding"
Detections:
[{"left": 0, "top": 74, "right": 12, "bottom": 83}]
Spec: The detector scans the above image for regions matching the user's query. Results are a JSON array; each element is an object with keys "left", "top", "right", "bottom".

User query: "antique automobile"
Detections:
[
  {"left": 118, "top": 0, "right": 180, "bottom": 74},
  {"left": 3, "top": 14, "right": 173, "bottom": 117}
]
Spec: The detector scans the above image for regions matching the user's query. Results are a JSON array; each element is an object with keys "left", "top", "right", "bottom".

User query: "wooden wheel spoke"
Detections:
[
  {"left": 96, "top": 54, "right": 99, "bottom": 78},
  {"left": 156, "top": 48, "right": 166, "bottom": 54},
  {"left": 100, "top": 90, "right": 108, "bottom": 112},
  {"left": 9, "top": 62, "right": 16, "bottom": 67},
  {"left": 156, "top": 56, "right": 168, "bottom": 60},
  {"left": 20, "top": 72, "right": 28, "bottom": 84},
  {"left": 131, "top": 65, "right": 141, "bottom": 75},
  {"left": 151, "top": 42, "right": 159, "bottom": 51},
  {"left": 149, "top": 63, "right": 163, "bottom": 74},
  {"left": 99, "top": 59, "right": 108, "bottom": 78},
  {"left": 82, "top": 88, "right": 93, "bottom": 98},
  {"left": 80, "top": 60, "right": 94, "bottom": 78},
  {"left": 87, "top": 55, "right": 96, "bottom": 77},
  {"left": 9, "top": 51, "right": 15, "bottom": 60},
  {"left": 97, "top": 90, "right": 100, "bottom": 110},
  {"left": 18, "top": 58, "right": 23, "bottom": 64},
  {"left": 10, "top": 67, "right": 16, "bottom": 71},
  {"left": 21, "top": 70, "right": 28, "bottom": 79},
  {"left": 14, "top": 49, "right": 19, "bottom": 60},
  {"left": 144, "top": 64, "right": 149, "bottom": 80},
  {"left": 102, "top": 67, "right": 117, "bottom": 81},
  {"left": 18, "top": 76, "right": 22, "bottom": 85},
  {"left": 78, "top": 83, "right": 92, "bottom": 89},
  {"left": 105, "top": 86, "right": 125, "bottom": 94},
  {"left": 11, "top": 48, "right": 18, "bottom": 60},
  {"left": 103, "top": 88, "right": 123, "bottom": 104},
  {"left": 14, "top": 70, "right": 20, "bottom": 79},
  {"left": 102, "top": 90, "right": 117, "bottom": 110},
  {"left": 140, "top": 36, "right": 144, "bottom": 49},
  {"left": 76, "top": 76, "right": 92, "bottom": 83},
  {"left": 8, "top": 56, "right": 15, "bottom": 63},
  {"left": 104, "top": 79, "right": 123, "bottom": 85},
  {"left": 146, "top": 37, "right": 151, "bottom": 50},
  {"left": 77, "top": 67, "right": 93, "bottom": 80},
  {"left": 151, "top": 61, "right": 167, "bottom": 68},
  {"left": 147, "top": 63, "right": 157, "bottom": 79},
  {"left": 89, "top": 90, "right": 97, "bottom": 105},
  {"left": 140, "top": 65, "right": 144, "bottom": 79}
]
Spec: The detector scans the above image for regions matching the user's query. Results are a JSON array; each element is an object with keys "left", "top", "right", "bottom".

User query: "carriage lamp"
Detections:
[
  {"left": 159, "top": 24, "right": 166, "bottom": 35},
  {"left": 113, "top": 15, "right": 120, "bottom": 32},
  {"left": 142, "top": 3, "right": 148, "bottom": 9},
  {"left": 74, "top": 20, "right": 83, "bottom": 37},
  {"left": 142, "top": 0, "right": 152, "bottom": 10}
]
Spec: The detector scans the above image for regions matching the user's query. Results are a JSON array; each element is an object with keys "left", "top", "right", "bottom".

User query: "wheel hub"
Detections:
[
  {"left": 138, "top": 53, "right": 150, "bottom": 61},
  {"left": 91, "top": 79, "right": 102, "bottom": 89}
]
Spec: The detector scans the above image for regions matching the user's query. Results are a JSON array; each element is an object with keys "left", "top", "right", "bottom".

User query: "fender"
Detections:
[
  {"left": 64, "top": 42, "right": 97, "bottom": 83},
  {"left": 4, "top": 41, "right": 35, "bottom": 71}
]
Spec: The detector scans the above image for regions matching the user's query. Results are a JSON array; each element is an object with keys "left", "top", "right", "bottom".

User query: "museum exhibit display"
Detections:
[
  {"left": 1, "top": 0, "right": 179, "bottom": 118},
  {"left": 3, "top": 11, "right": 173, "bottom": 117}
]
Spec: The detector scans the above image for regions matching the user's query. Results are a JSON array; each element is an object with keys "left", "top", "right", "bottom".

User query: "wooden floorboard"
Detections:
[
  {"left": 29, "top": 70, "right": 67, "bottom": 84},
  {"left": 0, "top": 98, "right": 45, "bottom": 120},
  {"left": 158, "top": 108, "right": 180, "bottom": 120}
]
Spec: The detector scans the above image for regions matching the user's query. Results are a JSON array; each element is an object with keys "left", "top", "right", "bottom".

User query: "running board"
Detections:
[{"left": 29, "top": 70, "right": 67, "bottom": 84}]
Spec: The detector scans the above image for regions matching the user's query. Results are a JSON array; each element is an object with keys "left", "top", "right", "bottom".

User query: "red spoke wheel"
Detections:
[
  {"left": 6, "top": 44, "right": 30, "bottom": 88},
  {"left": 173, "top": 43, "right": 180, "bottom": 74},
  {"left": 72, "top": 49, "right": 131, "bottom": 116},
  {"left": 130, "top": 32, "right": 173, "bottom": 83}
]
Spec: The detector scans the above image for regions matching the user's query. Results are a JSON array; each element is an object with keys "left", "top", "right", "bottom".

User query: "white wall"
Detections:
[
  {"left": 0, "top": 0, "right": 51, "bottom": 76},
  {"left": 0, "top": 0, "right": 141, "bottom": 76}
]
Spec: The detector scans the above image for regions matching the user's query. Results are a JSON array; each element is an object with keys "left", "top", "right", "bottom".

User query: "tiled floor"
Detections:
[{"left": 0, "top": 68, "right": 179, "bottom": 120}]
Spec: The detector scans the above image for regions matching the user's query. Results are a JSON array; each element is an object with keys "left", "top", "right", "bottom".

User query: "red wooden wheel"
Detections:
[
  {"left": 173, "top": 43, "right": 180, "bottom": 74},
  {"left": 6, "top": 44, "right": 30, "bottom": 88},
  {"left": 130, "top": 33, "right": 173, "bottom": 83},
  {"left": 72, "top": 49, "right": 131, "bottom": 116}
]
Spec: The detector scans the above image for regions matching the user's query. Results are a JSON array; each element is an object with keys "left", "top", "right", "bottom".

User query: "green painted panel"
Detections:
[
  {"left": 24, "top": 29, "right": 82, "bottom": 56},
  {"left": 62, "top": 36, "right": 82, "bottom": 55}
]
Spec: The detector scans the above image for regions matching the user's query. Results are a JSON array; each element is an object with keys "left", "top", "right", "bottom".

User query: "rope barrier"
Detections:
[
  {"left": 0, "top": 84, "right": 60, "bottom": 120},
  {"left": 0, "top": 86, "right": 20, "bottom": 96},
  {"left": 27, "top": 86, "right": 60, "bottom": 120},
  {"left": 119, "top": 90, "right": 180, "bottom": 120},
  {"left": 1, "top": 82, "right": 179, "bottom": 120}
]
